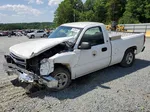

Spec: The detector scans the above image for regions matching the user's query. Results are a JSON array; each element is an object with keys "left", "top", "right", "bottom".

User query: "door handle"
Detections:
[{"left": 102, "top": 47, "right": 107, "bottom": 52}]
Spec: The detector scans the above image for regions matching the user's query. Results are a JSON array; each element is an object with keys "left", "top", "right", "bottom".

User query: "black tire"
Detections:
[
  {"left": 51, "top": 67, "right": 71, "bottom": 91},
  {"left": 120, "top": 49, "right": 135, "bottom": 67},
  {"left": 31, "top": 35, "right": 35, "bottom": 39},
  {"left": 43, "top": 34, "right": 46, "bottom": 38}
]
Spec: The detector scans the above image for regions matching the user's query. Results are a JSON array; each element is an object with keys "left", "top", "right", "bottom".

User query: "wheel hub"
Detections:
[
  {"left": 126, "top": 52, "right": 133, "bottom": 64},
  {"left": 54, "top": 73, "right": 68, "bottom": 89}
]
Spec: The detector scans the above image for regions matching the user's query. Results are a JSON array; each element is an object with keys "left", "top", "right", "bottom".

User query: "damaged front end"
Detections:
[
  {"left": 3, "top": 34, "right": 75, "bottom": 90},
  {"left": 3, "top": 54, "right": 58, "bottom": 88}
]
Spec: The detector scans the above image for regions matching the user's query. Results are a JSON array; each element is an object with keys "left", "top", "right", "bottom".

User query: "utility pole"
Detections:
[
  {"left": 74, "top": 3, "right": 78, "bottom": 22},
  {"left": 74, "top": 11, "right": 75, "bottom": 22}
]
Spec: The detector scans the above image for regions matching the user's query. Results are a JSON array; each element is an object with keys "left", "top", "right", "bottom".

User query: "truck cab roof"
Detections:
[{"left": 62, "top": 22, "right": 104, "bottom": 28}]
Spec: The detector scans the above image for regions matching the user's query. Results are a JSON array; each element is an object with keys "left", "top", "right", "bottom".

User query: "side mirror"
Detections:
[{"left": 79, "top": 42, "right": 91, "bottom": 50}]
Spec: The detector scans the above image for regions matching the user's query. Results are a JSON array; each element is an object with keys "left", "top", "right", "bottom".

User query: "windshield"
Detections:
[{"left": 49, "top": 26, "right": 82, "bottom": 39}]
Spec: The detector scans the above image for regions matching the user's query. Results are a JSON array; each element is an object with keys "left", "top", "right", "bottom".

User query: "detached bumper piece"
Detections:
[
  {"left": 39, "top": 76, "right": 58, "bottom": 88},
  {"left": 3, "top": 62, "right": 58, "bottom": 89}
]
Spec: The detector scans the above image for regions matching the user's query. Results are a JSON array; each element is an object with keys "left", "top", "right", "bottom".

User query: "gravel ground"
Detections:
[{"left": 0, "top": 36, "right": 150, "bottom": 112}]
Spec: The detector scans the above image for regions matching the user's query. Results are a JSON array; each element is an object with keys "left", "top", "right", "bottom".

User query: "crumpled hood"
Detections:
[{"left": 9, "top": 37, "right": 74, "bottom": 59}]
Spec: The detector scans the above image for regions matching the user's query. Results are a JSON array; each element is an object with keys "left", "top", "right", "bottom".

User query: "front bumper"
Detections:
[{"left": 3, "top": 62, "right": 58, "bottom": 88}]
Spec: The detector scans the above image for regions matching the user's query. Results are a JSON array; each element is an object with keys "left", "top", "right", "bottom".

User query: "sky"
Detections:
[{"left": 0, "top": 0, "right": 86, "bottom": 23}]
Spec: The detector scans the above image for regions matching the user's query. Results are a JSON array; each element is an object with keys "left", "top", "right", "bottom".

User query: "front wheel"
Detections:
[
  {"left": 30, "top": 35, "right": 35, "bottom": 39},
  {"left": 120, "top": 49, "right": 135, "bottom": 67},
  {"left": 43, "top": 34, "right": 47, "bottom": 38},
  {"left": 51, "top": 67, "right": 71, "bottom": 91}
]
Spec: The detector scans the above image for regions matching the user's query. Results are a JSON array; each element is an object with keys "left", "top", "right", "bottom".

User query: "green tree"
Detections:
[
  {"left": 93, "top": 0, "right": 107, "bottom": 23},
  {"left": 106, "top": 0, "right": 126, "bottom": 23},
  {"left": 79, "top": 0, "right": 95, "bottom": 21},
  {"left": 119, "top": 0, "right": 150, "bottom": 23},
  {"left": 71, "top": 0, "right": 84, "bottom": 22},
  {"left": 54, "top": 0, "right": 84, "bottom": 26},
  {"left": 144, "top": 0, "right": 150, "bottom": 22},
  {"left": 54, "top": 0, "right": 74, "bottom": 26},
  {"left": 0, "top": 22, "right": 53, "bottom": 30},
  {"left": 53, "top": 0, "right": 150, "bottom": 25},
  {"left": 79, "top": 10, "right": 95, "bottom": 21},
  {"left": 84, "top": 0, "right": 96, "bottom": 11}
]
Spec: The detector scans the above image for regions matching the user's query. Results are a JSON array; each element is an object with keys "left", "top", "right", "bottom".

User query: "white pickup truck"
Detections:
[{"left": 4, "top": 22, "right": 145, "bottom": 91}]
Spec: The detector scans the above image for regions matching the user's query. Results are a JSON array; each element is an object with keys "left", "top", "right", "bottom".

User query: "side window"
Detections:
[
  {"left": 37, "top": 31, "right": 44, "bottom": 33},
  {"left": 80, "top": 27, "right": 104, "bottom": 46}
]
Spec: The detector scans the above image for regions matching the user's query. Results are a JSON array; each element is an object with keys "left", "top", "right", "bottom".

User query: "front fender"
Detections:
[{"left": 48, "top": 51, "right": 79, "bottom": 79}]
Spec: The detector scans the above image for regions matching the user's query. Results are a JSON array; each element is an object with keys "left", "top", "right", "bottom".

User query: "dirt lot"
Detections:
[{"left": 0, "top": 36, "right": 150, "bottom": 112}]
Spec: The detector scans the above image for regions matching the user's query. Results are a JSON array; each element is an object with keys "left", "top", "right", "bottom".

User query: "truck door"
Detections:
[{"left": 74, "top": 26, "right": 111, "bottom": 78}]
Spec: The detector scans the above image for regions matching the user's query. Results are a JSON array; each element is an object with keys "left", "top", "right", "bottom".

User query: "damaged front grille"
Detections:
[{"left": 9, "top": 53, "right": 26, "bottom": 69}]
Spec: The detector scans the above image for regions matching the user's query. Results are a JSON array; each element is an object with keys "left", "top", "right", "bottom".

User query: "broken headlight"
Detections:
[{"left": 40, "top": 59, "right": 51, "bottom": 76}]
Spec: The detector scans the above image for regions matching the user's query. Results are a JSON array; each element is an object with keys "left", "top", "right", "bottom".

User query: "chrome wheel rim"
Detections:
[
  {"left": 54, "top": 73, "right": 68, "bottom": 89},
  {"left": 126, "top": 52, "right": 133, "bottom": 64}
]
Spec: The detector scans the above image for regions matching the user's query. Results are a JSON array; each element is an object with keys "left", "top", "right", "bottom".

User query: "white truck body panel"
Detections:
[{"left": 109, "top": 33, "right": 144, "bottom": 66}]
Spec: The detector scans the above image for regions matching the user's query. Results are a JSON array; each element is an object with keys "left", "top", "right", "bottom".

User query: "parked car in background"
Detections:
[
  {"left": 2, "top": 31, "right": 9, "bottom": 36},
  {"left": 0, "top": 32, "right": 3, "bottom": 36},
  {"left": 23, "top": 30, "right": 34, "bottom": 36},
  {"left": 8, "top": 31, "right": 16, "bottom": 37},
  {"left": 27, "top": 30, "right": 47, "bottom": 39},
  {"left": 15, "top": 31, "right": 23, "bottom": 36}
]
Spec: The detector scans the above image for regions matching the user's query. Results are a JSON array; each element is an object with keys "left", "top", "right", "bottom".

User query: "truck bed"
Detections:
[
  {"left": 108, "top": 31, "right": 144, "bottom": 66},
  {"left": 108, "top": 31, "right": 143, "bottom": 41}
]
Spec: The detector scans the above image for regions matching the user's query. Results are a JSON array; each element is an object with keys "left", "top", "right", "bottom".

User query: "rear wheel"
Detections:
[
  {"left": 51, "top": 67, "right": 71, "bottom": 91},
  {"left": 120, "top": 49, "right": 135, "bottom": 67}
]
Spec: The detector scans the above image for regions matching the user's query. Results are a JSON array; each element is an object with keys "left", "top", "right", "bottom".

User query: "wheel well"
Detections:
[
  {"left": 126, "top": 46, "right": 137, "bottom": 53},
  {"left": 54, "top": 63, "right": 71, "bottom": 75},
  {"left": 121, "top": 46, "right": 137, "bottom": 62}
]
